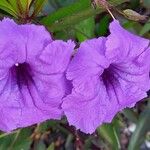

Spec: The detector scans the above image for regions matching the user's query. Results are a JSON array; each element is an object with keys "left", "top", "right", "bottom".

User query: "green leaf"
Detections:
[
  {"left": 128, "top": 101, "right": 150, "bottom": 150},
  {"left": 140, "top": 19, "right": 150, "bottom": 36},
  {"left": 130, "top": 0, "right": 140, "bottom": 9},
  {"left": 0, "top": 130, "right": 18, "bottom": 139},
  {"left": 96, "top": 15, "right": 110, "bottom": 36},
  {"left": 38, "top": 120, "right": 58, "bottom": 133},
  {"left": 7, "top": 0, "right": 18, "bottom": 13},
  {"left": 19, "top": 0, "right": 32, "bottom": 13},
  {"left": 47, "top": 7, "right": 98, "bottom": 32},
  {"left": 75, "top": 17, "right": 95, "bottom": 42},
  {"left": 0, "top": 133, "right": 15, "bottom": 149},
  {"left": 41, "top": 0, "right": 128, "bottom": 32},
  {"left": 47, "top": 142, "right": 55, "bottom": 150},
  {"left": 54, "top": 0, "right": 77, "bottom": 7},
  {"left": 54, "top": 29, "right": 75, "bottom": 40},
  {"left": 0, "top": 128, "right": 32, "bottom": 150},
  {"left": 35, "top": 140, "right": 46, "bottom": 150},
  {"left": 41, "top": 0, "right": 91, "bottom": 26},
  {"left": 0, "top": 0, "right": 17, "bottom": 17},
  {"left": 6, "top": 0, "right": 32, "bottom": 18},
  {"left": 83, "top": 137, "right": 93, "bottom": 150},
  {"left": 97, "top": 120, "right": 121, "bottom": 150},
  {"left": 33, "top": 0, "right": 47, "bottom": 16},
  {"left": 123, "top": 108, "right": 138, "bottom": 123},
  {"left": 12, "top": 128, "right": 32, "bottom": 150},
  {"left": 65, "top": 134, "right": 74, "bottom": 149}
]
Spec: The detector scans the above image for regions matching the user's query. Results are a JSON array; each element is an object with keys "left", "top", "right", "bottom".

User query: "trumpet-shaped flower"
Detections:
[
  {"left": 62, "top": 20, "right": 150, "bottom": 134},
  {"left": 0, "top": 18, "right": 75, "bottom": 132}
]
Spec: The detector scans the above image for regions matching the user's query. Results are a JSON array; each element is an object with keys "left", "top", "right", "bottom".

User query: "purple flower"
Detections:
[
  {"left": 0, "top": 18, "right": 75, "bottom": 132},
  {"left": 62, "top": 20, "right": 150, "bottom": 134}
]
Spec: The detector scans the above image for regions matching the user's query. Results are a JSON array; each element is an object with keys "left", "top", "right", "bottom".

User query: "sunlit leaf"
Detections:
[
  {"left": 33, "top": 0, "right": 47, "bottom": 17},
  {"left": 0, "top": 0, "right": 17, "bottom": 17},
  {"left": 1, "top": 0, "right": 32, "bottom": 18},
  {"left": 7, "top": 0, "right": 18, "bottom": 13},
  {"left": 18, "top": 0, "right": 32, "bottom": 14}
]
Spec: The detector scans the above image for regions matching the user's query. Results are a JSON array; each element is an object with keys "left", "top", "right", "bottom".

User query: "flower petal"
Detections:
[
  {"left": 62, "top": 79, "right": 109, "bottom": 134},
  {"left": 102, "top": 70, "right": 147, "bottom": 123},
  {"left": 0, "top": 18, "right": 52, "bottom": 64},
  {"left": 0, "top": 67, "right": 63, "bottom": 131},
  {"left": 30, "top": 40, "right": 75, "bottom": 74},
  {"left": 67, "top": 37, "right": 109, "bottom": 81},
  {"left": 67, "top": 38, "right": 109, "bottom": 98},
  {"left": 106, "top": 20, "right": 150, "bottom": 63},
  {"left": 112, "top": 62, "right": 150, "bottom": 91}
]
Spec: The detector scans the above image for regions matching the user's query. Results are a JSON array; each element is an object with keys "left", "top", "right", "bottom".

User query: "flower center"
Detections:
[
  {"left": 12, "top": 63, "right": 33, "bottom": 87},
  {"left": 101, "top": 65, "right": 115, "bottom": 85}
]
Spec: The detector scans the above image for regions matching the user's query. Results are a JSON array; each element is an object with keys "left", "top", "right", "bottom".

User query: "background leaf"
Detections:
[
  {"left": 97, "top": 119, "right": 121, "bottom": 150},
  {"left": 75, "top": 17, "right": 95, "bottom": 42},
  {"left": 140, "top": 19, "right": 150, "bottom": 36},
  {"left": 41, "top": 0, "right": 128, "bottom": 32},
  {"left": 128, "top": 101, "right": 150, "bottom": 150},
  {"left": 41, "top": 0, "right": 90, "bottom": 26}
]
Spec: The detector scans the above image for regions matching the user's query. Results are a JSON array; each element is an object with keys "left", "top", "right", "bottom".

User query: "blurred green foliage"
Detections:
[{"left": 0, "top": 0, "right": 150, "bottom": 149}]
